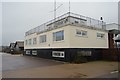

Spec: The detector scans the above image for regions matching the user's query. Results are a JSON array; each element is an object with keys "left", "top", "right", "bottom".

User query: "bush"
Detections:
[{"left": 73, "top": 53, "right": 88, "bottom": 63}]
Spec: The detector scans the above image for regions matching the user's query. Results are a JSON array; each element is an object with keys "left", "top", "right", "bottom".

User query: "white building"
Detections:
[{"left": 24, "top": 12, "right": 109, "bottom": 62}]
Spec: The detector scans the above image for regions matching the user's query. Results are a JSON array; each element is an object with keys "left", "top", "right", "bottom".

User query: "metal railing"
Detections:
[{"left": 25, "top": 12, "right": 106, "bottom": 36}]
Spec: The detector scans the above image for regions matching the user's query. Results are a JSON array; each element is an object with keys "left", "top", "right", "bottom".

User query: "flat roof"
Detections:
[{"left": 25, "top": 12, "right": 106, "bottom": 36}]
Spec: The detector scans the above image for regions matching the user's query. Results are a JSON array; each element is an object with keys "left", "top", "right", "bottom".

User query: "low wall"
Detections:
[{"left": 102, "top": 48, "right": 120, "bottom": 61}]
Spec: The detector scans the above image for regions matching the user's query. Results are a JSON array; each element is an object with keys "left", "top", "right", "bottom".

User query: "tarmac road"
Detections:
[
  {"left": 96, "top": 72, "right": 119, "bottom": 78},
  {"left": 1, "top": 52, "right": 119, "bottom": 78},
  {"left": 2, "top": 52, "right": 64, "bottom": 72},
  {"left": 0, "top": 52, "right": 2, "bottom": 79}
]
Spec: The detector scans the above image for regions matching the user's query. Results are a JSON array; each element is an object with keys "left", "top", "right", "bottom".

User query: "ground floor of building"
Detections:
[{"left": 23, "top": 48, "right": 120, "bottom": 62}]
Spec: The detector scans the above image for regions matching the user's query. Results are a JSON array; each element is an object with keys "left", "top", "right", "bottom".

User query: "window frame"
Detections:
[
  {"left": 97, "top": 33, "right": 105, "bottom": 39},
  {"left": 76, "top": 29, "right": 87, "bottom": 37},
  {"left": 32, "top": 50, "right": 37, "bottom": 55},
  {"left": 52, "top": 51, "right": 65, "bottom": 58},
  {"left": 26, "top": 50, "right": 30, "bottom": 54},
  {"left": 33, "top": 37, "right": 37, "bottom": 45},
  {"left": 28, "top": 39, "right": 32, "bottom": 45},
  {"left": 53, "top": 30, "right": 64, "bottom": 42},
  {"left": 25, "top": 40, "right": 27, "bottom": 45},
  {"left": 39, "top": 35, "right": 47, "bottom": 43}
]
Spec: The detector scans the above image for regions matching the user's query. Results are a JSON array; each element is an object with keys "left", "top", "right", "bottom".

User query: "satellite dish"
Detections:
[{"left": 100, "top": 17, "right": 103, "bottom": 21}]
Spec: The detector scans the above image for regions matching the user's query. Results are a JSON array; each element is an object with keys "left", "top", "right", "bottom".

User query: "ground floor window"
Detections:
[
  {"left": 77, "top": 51, "right": 92, "bottom": 56},
  {"left": 32, "top": 50, "right": 37, "bottom": 55},
  {"left": 52, "top": 51, "right": 65, "bottom": 58},
  {"left": 26, "top": 50, "right": 30, "bottom": 54}
]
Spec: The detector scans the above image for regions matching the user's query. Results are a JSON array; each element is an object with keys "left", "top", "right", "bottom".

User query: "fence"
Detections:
[{"left": 102, "top": 48, "right": 120, "bottom": 61}]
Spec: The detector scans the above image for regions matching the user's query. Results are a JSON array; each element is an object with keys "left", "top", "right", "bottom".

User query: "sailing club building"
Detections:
[{"left": 24, "top": 12, "right": 110, "bottom": 62}]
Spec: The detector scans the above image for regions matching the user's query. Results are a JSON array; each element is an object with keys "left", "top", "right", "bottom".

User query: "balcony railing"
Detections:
[{"left": 25, "top": 12, "right": 106, "bottom": 36}]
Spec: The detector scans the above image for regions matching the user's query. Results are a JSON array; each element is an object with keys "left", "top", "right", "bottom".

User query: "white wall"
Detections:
[
  {"left": 24, "top": 25, "right": 108, "bottom": 49},
  {"left": 24, "top": 26, "right": 70, "bottom": 49},
  {"left": 69, "top": 25, "right": 108, "bottom": 48}
]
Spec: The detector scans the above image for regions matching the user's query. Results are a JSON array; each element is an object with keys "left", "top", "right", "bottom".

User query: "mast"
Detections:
[
  {"left": 69, "top": 0, "right": 71, "bottom": 16},
  {"left": 69, "top": 0, "right": 70, "bottom": 13},
  {"left": 54, "top": 0, "right": 56, "bottom": 21}
]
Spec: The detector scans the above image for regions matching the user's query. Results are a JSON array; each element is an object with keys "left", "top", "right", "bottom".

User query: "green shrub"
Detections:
[{"left": 73, "top": 53, "right": 88, "bottom": 63}]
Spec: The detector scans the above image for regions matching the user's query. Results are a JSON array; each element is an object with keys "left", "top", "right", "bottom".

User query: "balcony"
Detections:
[{"left": 25, "top": 12, "right": 106, "bottom": 36}]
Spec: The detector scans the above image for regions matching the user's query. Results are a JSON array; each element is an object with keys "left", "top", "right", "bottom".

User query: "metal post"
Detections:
[
  {"left": 54, "top": 0, "right": 56, "bottom": 21},
  {"left": 69, "top": 0, "right": 70, "bottom": 13},
  {"left": 54, "top": 0, "right": 56, "bottom": 27},
  {"left": 90, "top": 18, "right": 91, "bottom": 26}
]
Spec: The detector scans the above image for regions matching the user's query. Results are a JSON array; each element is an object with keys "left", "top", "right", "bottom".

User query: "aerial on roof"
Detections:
[{"left": 25, "top": 12, "right": 106, "bottom": 36}]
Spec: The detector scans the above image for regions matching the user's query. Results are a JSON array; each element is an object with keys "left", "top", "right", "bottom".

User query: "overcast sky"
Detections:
[{"left": 1, "top": 0, "right": 119, "bottom": 46}]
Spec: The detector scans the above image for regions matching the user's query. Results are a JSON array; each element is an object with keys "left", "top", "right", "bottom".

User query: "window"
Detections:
[
  {"left": 75, "top": 21, "right": 79, "bottom": 24},
  {"left": 32, "top": 50, "right": 37, "bottom": 55},
  {"left": 33, "top": 38, "right": 37, "bottom": 44},
  {"left": 64, "top": 18, "right": 68, "bottom": 23},
  {"left": 26, "top": 50, "right": 30, "bottom": 54},
  {"left": 53, "top": 30, "right": 64, "bottom": 41},
  {"left": 25, "top": 40, "right": 27, "bottom": 45},
  {"left": 52, "top": 51, "right": 65, "bottom": 58},
  {"left": 76, "top": 30, "right": 87, "bottom": 37},
  {"left": 77, "top": 51, "right": 92, "bottom": 56},
  {"left": 28, "top": 39, "right": 32, "bottom": 45},
  {"left": 97, "top": 33, "right": 105, "bottom": 39},
  {"left": 56, "top": 21, "right": 63, "bottom": 25},
  {"left": 39, "top": 35, "right": 46, "bottom": 43}
]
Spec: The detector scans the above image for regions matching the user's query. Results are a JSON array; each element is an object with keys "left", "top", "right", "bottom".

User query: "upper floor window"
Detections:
[
  {"left": 97, "top": 33, "right": 105, "bottom": 39},
  {"left": 33, "top": 37, "right": 37, "bottom": 44},
  {"left": 25, "top": 40, "right": 27, "bottom": 45},
  {"left": 28, "top": 39, "right": 32, "bottom": 45},
  {"left": 53, "top": 30, "right": 64, "bottom": 41},
  {"left": 39, "top": 35, "right": 46, "bottom": 43},
  {"left": 76, "top": 30, "right": 87, "bottom": 37}
]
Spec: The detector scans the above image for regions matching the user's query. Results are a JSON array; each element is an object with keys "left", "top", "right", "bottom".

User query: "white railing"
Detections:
[{"left": 25, "top": 12, "right": 106, "bottom": 36}]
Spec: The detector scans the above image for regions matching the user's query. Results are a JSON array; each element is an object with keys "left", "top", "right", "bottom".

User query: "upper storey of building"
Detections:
[{"left": 25, "top": 12, "right": 106, "bottom": 36}]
